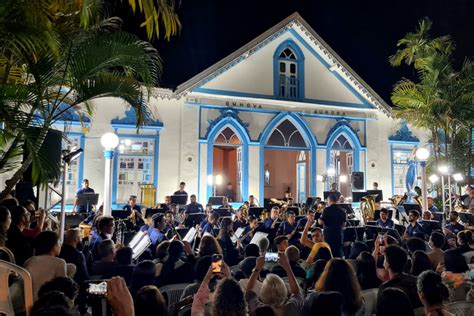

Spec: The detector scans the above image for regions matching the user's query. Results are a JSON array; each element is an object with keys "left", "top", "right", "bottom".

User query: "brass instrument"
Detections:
[
  {"left": 140, "top": 184, "right": 156, "bottom": 208},
  {"left": 360, "top": 194, "right": 378, "bottom": 223},
  {"left": 270, "top": 198, "right": 288, "bottom": 221},
  {"left": 389, "top": 195, "right": 403, "bottom": 207},
  {"left": 238, "top": 203, "right": 249, "bottom": 218}
]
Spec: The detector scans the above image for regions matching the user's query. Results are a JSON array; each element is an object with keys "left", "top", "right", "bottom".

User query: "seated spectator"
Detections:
[
  {"left": 90, "top": 239, "right": 117, "bottom": 277},
  {"left": 237, "top": 257, "right": 262, "bottom": 295},
  {"left": 104, "top": 246, "right": 135, "bottom": 285},
  {"left": 270, "top": 245, "right": 306, "bottom": 278},
  {"left": 258, "top": 237, "right": 270, "bottom": 255},
  {"left": 59, "top": 228, "right": 89, "bottom": 284},
  {"left": 304, "top": 291, "right": 343, "bottom": 316},
  {"left": 378, "top": 245, "right": 422, "bottom": 308},
  {"left": 443, "top": 248, "right": 469, "bottom": 273},
  {"left": 306, "top": 259, "right": 327, "bottom": 290},
  {"left": 376, "top": 287, "right": 414, "bottom": 316},
  {"left": 245, "top": 254, "right": 303, "bottom": 315},
  {"left": 24, "top": 231, "right": 67, "bottom": 299},
  {"left": 348, "top": 241, "right": 369, "bottom": 260},
  {"left": 406, "top": 237, "right": 427, "bottom": 254},
  {"left": 38, "top": 277, "right": 79, "bottom": 302},
  {"left": 313, "top": 246, "right": 332, "bottom": 262},
  {"left": 427, "top": 231, "right": 445, "bottom": 270},
  {"left": 156, "top": 240, "right": 194, "bottom": 286},
  {"left": 417, "top": 271, "right": 452, "bottom": 316},
  {"left": 181, "top": 255, "right": 213, "bottom": 299},
  {"left": 130, "top": 260, "right": 156, "bottom": 298},
  {"left": 199, "top": 235, "right": 222, "bottom": 257},
  {"left": 274, "top": 235, "right": 289, "bottom": 252},
  {"left": 356, "top": 251, "right": 381, "bottom": 290},
  {"left": 192, "top": 261, "right": 246, "bottom": 316},
  {"left": 30, "top": 291, "right": 74, "bottom": 316},
  {"left": 300, "top": 218, "right": 331, "bottom": 264},
  {"left": 244, "top": 243, "right": 260, "bottom": 258},
  {"left": 134, "top": 285, "right": 167, "bottom": 316},
  {"left": 6, "top": 204, "right": 34, "bottom": 266},
  {"left": 0, "top": 206, "right": 12, "bottom": 261},
  {"left": 315, "top": 258, "right": 363, "bottom": 315},
  {"left": 410, "top": 250, "right": 432, "bottom": 276}
]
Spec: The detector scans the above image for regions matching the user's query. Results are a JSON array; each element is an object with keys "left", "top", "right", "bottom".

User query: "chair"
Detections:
[
  {"left": 160, "top": 283, "right": 189, "bottom": 308},
  {"left": 462, "top": 250, "right": 474, "bottom": 264},
  {"left": 0, "top": 247, "right": 15, "bottom": 264},
  {"left": 413, "top": 306, "right": 425, "bottom": 316},
  {"left": 177, "top": 303, "right": 192, "bottom": 316},
  {"left": 361, "top": 288, "right": 378, "bottom": 316},
  {"left": 0, "top": 260, "right": 33, "bottom": 316},
  {"left": 446, "top": 301, "right": 474, "bottom": 316}
]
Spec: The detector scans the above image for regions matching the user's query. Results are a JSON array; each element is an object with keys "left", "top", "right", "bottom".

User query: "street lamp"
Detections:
[
  {"left": 101, "top": 132, "right": 119, "bottom": 216},
  {"left": 416, "top": 147, "right": 430, "bottom": 212},
  {"left": 429, "top": 174, "right": 439, "bottom": 183}
]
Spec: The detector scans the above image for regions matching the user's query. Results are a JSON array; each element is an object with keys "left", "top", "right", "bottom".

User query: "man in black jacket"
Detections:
[
  {"left": 59, "top": 228, "right": 89, "bottom": 284},
  {"left": 318, "top": 194, "right": 346, "bottom": 257}
]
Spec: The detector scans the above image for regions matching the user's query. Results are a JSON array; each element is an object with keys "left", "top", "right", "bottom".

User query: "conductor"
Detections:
[{"left": 318, "top": 193, "right": 346, "bottom": 257}]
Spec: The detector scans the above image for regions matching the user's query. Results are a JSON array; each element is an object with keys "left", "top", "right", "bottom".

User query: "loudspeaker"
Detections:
[
  {"left": 352, "top": 172, "right": 364, "bottom": 190},
  {"left": 23, "top": 128, "right": 63, "bottom": 183}
]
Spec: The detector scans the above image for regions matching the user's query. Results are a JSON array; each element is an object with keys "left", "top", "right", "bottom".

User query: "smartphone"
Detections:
[
  {"left": 86, "top": 280, "right": 108, "bottom": 297},
  {"left": 264, "top": 252, "right": 278, "bottom": 262},
  {"left": 378, "top": 233, "right": 384, "bottom": 243},
  {"left": 211, "top": 254, "right": 223, "bottom": 273}
]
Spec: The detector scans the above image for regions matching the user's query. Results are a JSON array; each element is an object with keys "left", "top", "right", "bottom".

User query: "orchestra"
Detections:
[{"left": 69, "top": 178, "right": 473, "bottom": 267}]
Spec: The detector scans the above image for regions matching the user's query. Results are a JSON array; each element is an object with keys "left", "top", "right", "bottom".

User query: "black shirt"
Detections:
[
  {"left": 6, "top": 226, "right": 33, "bottom": 266},
  {"left": 378, "top": 273, "right": 422, "bottom": 308},
  {"left": 185, "top": 202, "right": 204, "bottom": 214},
  {"left": 173, "top": 190, "right": 188, "bottom": 196},
  {"left": 59, "top": 244, "right": 89, "bottom": 283},
  {"left": 320, "top": 204, "right": 347, "bottom": 230}
]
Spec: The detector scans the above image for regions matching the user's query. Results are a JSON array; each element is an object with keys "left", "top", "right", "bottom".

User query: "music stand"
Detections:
[
  {"left": 215, "top": 208, "right": 231, "bottom": 217},
  {"left": 338, "top": 203, "right": 354, "bottom": 214},
  {"left": 431, "top": 212, "right": 445, "bottom": 222},
  {"left": 286, "top": 207, "right": 299, "bottom": 214},
  {"left": 171, "top": 195, "right": 188, "bottom": 208},
  {"left": 421, "top": 220, "right": 442, "bottom": 235},
  {"left": 111, "top": 210, "right": 129, "bottom": 220},
  {"left": 352, "top": 191, "right": 367, "bottom": 203},
  {"left": 380, "top": 227, "right": 401, "bottom": 240},
  {"left": 403, "top": 203, "right": 421, "bottom": 214},
  {"left": 208, "top": 196, "right": 224, "bottom": 206},
  {"left": 458, "top": 212, "right": 474, "bottom": 226},
  {"left": 77, "top": 193, "right": 99, "bottom": 212},
  {"left": 394, "top": 224, "right": 406, "bottom": 236},
  {"left": 249, "top": 207, "right": 265, "bottom": 218},
  {"left": 145, "top": 208, "right": 165, "bottom": 218},
  {"left": 176, "top": 228, "right": 190, "bottom": 239},
  {"left": 344, "top": 227, "right": 365, "bottom": 242},
  {"left": 187, "top": 213, "right": 206, "bottom": 227},
  {"left": 366, "top": 190, "right": 383, "bottom": 202},
  {"left": 324, "top": 191, "right": 341, "bottom": 200}
]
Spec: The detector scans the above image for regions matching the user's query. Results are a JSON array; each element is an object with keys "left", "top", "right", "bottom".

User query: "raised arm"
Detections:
[
  {"left": 300, "top": 215, "right": 315, "bottom": 249},
  {"left": 246, "top": 256, "right": 265, "bottom": 294},
  {"left": 279, "top": 252, "right": 300, "bottom": 295}
]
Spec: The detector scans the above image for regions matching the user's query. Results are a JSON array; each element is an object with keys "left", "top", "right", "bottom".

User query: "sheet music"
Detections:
[
  {"left": 183, "top": 227, "right": 197, "bottom": 243},
  {"left": 250, "top": 232, "right": 268, "bottom": 245},
  {"left": 132, "top": 234, "right": 151, "bottom": 259},
  {"left": 128, "top": 231, "right": 145, "bottom": 249},
  {"left": 234, "top": 227, "right": 245, "bottom": 239}
]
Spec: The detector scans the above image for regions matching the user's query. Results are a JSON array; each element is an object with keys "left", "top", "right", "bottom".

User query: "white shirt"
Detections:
[{"left": 23, "top": 255, "right": 67, "bottom": 299}]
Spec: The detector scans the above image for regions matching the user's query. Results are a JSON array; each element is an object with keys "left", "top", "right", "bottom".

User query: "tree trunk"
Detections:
[{"left": 0, "top": 153, "right": 33, "bottom": 200}]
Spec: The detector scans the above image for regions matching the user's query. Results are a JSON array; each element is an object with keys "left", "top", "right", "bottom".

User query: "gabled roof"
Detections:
[{"left": 175, "top": 12, "right": 391, "bottom": 115}]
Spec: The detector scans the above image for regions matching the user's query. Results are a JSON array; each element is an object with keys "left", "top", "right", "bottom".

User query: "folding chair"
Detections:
[
  {"left": 0, "top": 260, "right": 33, "bottom": 316},
  {"left": 446, "top": 301, "right": 474, "bottom": 316},
  {"left": 160, "top": 283, "right": 189, "bottom": 308}
]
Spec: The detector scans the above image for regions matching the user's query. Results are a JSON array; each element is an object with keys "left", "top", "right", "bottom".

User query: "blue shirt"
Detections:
[
  {"left": 262, "top": 218, "right": 279, "bottom": 232},
  {"left": 428, "top": 205, "right": 440, "bottom": 213},
  {"left": 148, "top": 228, "right": 165, "bottom": 246},
  {"left": 405, "top": 222, "right": 424, "bottom": 237},
  {"left": 376, "top": 219, "right": 395, "bottom": 229},
  {"left": 445, "top": 222, "right": 464, "bottom": 235},
  {"left": 277, "top": 221, "right": 299, "bottom": 243},
  {"left": 185, "top": 202, "right": 204, "bottom": 214},
  {"left": 202, "top": 222, "right": 215, "bottom": 235},
  {"left": 76, "top": 187, "right": 95, "bottom": 212}
]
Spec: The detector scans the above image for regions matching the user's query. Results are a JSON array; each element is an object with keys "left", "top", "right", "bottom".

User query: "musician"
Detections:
[
  {"left": 277, "top": 211, "right": 299, "bottom": 245},
  {"left": 219, "top": 196, "right": 233, "bottom": 211},
  {"left": 329, "top": 183, "right": 341, "bottom": 200},
  {"left": 74, "top": 179, "right": 95, "bottom": 213},
  {"left": 338, "top": 195, "right": 345, "bottom": 203},
  {"left": 156, "top": 195, "right": 171, "bottom": 211},
  {"left": 287, "top": 197, "right": 295, "bottom": 206},
  {"left": 427, "top": 197, "right": 439, "bottom": 213},
  {"left": 422, "top": 211, "right": 433, "bottom": 220},
  {"left": 373, "top": 182, "right": 379, "bottom": 190},
  {"left": 164, "top": 210, "right": 180, "bottom": 231},
  {"left": 318, "top": 194, "right": 346, "bottom": 257},
  {"left": 198, "top": 204, "right": 214, "bottom": 229},
  {"left": 240, "top": 215, "right": 258, "bottom": 244},
  {"left": 233, "top": 207, "right": 247, "bottom": 231},
  {"left": 224, "top": 182, "right": 235, "bottom": 202},
  {"left": 123, "top": 195, "right": 143, "bottom": 227},
  {"left": 185, "top": 194, "right": 204, "bottom": 214},
  {"left": 174, "top": 182, "right": 188, "bottom": 198},
  {"left": 140, "top": 214, "right": 166, "bottom": 247},
  {"left": 89, "top": 216, "right": 114, "bottom": 261},
  {"left": 403, "top": 210, "right": 424, "bottom": 239},
  {"left": 249, "top": 195, "right": 258, "bottom": 207},
  {"left": 445, "top": 211, "right": 465, "bottom": 236},
  {"left": 262, "top": 206, "right": 280, "bottom": 232},
  {"left": 376, "top": 208, "right": 394, "bottom": 229},
  {"left": 201, "top": 211, "right": 219, "bottom": 236}
]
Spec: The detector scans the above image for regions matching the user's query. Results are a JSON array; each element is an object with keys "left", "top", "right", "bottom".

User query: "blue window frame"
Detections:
[
  {"left": 273, "top": 40, "right": 305, "bottom": 100},
  {"left": 62, "top": 132, "right": 85, "bottom": 204}
]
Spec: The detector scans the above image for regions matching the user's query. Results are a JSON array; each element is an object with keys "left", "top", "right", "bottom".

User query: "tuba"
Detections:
[
  {"left": 238, "top": 203, "right": 249, "bottom": 218},
  {"left": 361, "top": 194, "right": 378, "bottom": 223},
  {"left": 270, "top": 198, "right": 288, "bottom": 221}
]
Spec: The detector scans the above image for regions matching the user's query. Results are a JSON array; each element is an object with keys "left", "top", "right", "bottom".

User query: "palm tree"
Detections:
[
  {"left": 389, "top": 18, "right": 474, "bottom": 174},
  {"left": 0, "top": 2, "right": 161, "bottom": 199}
]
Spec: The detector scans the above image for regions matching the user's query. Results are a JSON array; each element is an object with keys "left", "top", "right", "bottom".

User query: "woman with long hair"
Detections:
[
  {"left": 417, "top": 271, "right": 453, "bottom": 316},
  {"left": 199, "top": 235, "right": 222, "bottom": 257},
  {"left": 134, "top": 285, "right": 167, "bottom": 316},
  {"left": 217, "top": 217, "right": 240, "bottom": 266},
  {"left": 410, "top": 251, "right": 432, "bottom": 276},
  {"left": 356, "top": 251, "right": 381, "bottom": 290},
  {"left": 156, "top": 240, "right": 194, "bottom": 287},
  {"left": 315, "top": 258, "right": 364, "bottom": 315},
  {"left": 0, "top": 206, "right": 11, "bottom": 247},
  {"left": 129, "top": 260, "right": 156, "bottom": 298}
]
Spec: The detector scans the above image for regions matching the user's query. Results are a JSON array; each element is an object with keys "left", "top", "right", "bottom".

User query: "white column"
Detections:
[
  {"left": 103, "top": 149, "right": 114, "bottom": 216},
  {"left": 59, "top": 162, "right": 68, "bottom": 244},
  {"left": 420, "top": 161, "right": 428, "bottom": 213}
]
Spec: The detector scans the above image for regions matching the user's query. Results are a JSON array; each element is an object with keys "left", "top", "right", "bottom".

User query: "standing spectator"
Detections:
[
  {"left": 300, "top": 214, "right": 331, "bottom": 264},
  {"left": 6, "top": 205, "right": 34, "bottom": 266},
  {"left": 217, "top": 217, "right": 240, "bottom": 266},
  {"left": 378, "top": 245, "right": 422, "bottom": 308},
  {"left": 59, "top": 228, "right": 89, "bottom": 284},
  {"left": 315, "top": 258, "right": 364, "bottom": 315},
  {"left": 156, "top": 240, "right": 194, "bottom": 286},
  {"left": 270, "top": 245, "right": 306, "bottom": 278},
  {"left": 417, "top": 271, "right": 453, "bottom": 316},
  {"left": 130, "top": 260, "right": 156, "bottom": 298},
  {"left": 89, "top": 216, "right": 114, "bottom": 262},
  {"left": 318, "top": 194, "right": 346, "bottom": 257},
  {"left": 24, "top": 231, "right": 67, "bottom": 299}
]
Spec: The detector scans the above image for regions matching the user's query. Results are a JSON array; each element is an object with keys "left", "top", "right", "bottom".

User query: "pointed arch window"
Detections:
[
  {"left": 278, "top": 48, "right": 299, "bottom": 99},
  {"left": 331, "top": 135, "right": 353, "bottom": 151},
  {"left": 215, "top": 127, "right": 242, "bottom": 145},
  {"left": 267, "top": 119, "right": 307, "bottom": 148}
]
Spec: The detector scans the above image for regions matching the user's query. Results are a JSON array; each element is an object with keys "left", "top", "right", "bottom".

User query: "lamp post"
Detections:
[
  {"left": 438, "top": 165, "right": 449, "bottom": 213},
  {"left": 415, "top": 147, "right": 430, "bottom": 213},
  {"left": 101, "top": 133, "right": 119, "bottom": 216}
]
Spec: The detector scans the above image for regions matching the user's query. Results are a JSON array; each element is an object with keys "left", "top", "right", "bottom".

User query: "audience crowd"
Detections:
[{"left": 0, "top": 195, "right": 472, "bottom": 316}]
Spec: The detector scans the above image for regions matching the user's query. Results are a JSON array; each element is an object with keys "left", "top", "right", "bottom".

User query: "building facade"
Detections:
[{"left": 3, "top": 13, "right": 431, "bottom": 208}]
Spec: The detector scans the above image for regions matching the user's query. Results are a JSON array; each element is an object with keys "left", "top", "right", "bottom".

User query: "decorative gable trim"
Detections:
[
  {"left": 175, "top": 12, "right": 391, "bottom": 116},
  {"left": 388, "top": 122, "right": 419, "bottom": 143},
  {"left": 205, "top": 109, "right": 249, "bottom": 139}
]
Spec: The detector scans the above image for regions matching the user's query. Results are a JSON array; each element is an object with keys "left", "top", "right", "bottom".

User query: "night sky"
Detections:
[{"left": 113, "top": 0, "right": 473, "bottom": 105}]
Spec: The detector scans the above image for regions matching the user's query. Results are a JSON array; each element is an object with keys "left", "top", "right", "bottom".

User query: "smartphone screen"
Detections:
[
  {"left": 378, "top": 233, "right": 384, "bottom": 243},
  {"left": 264, "top": 252, "right": 278, "bottom": 262},
  {"left": 87, "top": 281, "right": 107, "bottom": 297},
  {"left": 212, "top": 254, "right": 223, "bottom": 273}
]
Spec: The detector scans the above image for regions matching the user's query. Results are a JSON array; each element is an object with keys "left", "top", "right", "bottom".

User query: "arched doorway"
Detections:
[
  {"left": 260, "top": 113, "right": 317, "bottom": 203},
  {"left": 329, "top": 134, "right": 354, "bottom": 198}
]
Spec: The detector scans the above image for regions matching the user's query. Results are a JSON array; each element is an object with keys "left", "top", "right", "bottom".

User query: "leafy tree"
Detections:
[{"left": 390, "top": 19, "right": 474, "bottom": 176}]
